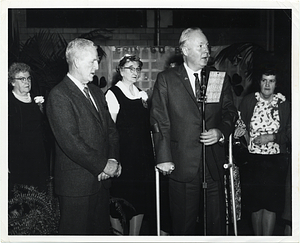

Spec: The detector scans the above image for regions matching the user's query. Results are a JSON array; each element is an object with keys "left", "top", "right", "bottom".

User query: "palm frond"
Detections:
[
  {"left": 213, "top": 42, "right": 270, "bottom": 98},
  {"left": 78, "top": 28, "right": 113, "bottom": 41},
  {"left": 16, "top": 30, "right": 68, "bottom": 95},
  {"left": 8, "top": 184, "right": 60, "bottom": 235}
]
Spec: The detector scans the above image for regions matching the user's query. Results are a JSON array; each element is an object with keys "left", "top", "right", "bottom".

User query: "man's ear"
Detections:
[
  {"left": 73, "top": 58, "right": 80, "bottom": 69},
  {"left": 181, "top": 46, "right": 188, "bottom": 56}
]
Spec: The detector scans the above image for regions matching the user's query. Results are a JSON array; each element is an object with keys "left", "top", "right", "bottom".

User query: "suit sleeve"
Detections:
[
  {"left": 46, "top": 88, "right": 108, "bottom": 177},
  {"left": 104, "top": 95, "right": 120, "bottom": 161},
  {"left": 216, "top": 75, "right": 238, "bottom": 140},
  {"left": 150, "top": 72, "right": 173, "bottom": 164},
  {"left": 275, "top": 100, "right": 291, "bottom": 148}
]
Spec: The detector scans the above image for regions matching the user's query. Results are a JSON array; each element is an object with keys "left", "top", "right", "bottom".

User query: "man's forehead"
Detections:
[{"left": 188, "top": 32, "right": 208, "bottom": 44}]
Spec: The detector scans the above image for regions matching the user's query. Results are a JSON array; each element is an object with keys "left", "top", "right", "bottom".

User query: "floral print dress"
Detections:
[{"left": 248, "top": 92, "right": 285, "bottom": 154}]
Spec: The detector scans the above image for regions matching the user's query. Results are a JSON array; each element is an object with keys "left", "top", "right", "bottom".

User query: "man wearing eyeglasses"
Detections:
[
  {"left": 46, "top": 38, "right": 120, "bottom": 235},
  {"left": 150, "top": 27, "right": 237, "bottom": 235}
]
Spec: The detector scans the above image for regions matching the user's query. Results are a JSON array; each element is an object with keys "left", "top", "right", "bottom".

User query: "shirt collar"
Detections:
[
  {"left": 67, "top": 73, "right": 87, "bottom": 92},
  {"left": 116, "top": 80, "right": 140, "bottom": 98},
  {"left": 184, "top": 62, "right": 201, "bottom": 76}
]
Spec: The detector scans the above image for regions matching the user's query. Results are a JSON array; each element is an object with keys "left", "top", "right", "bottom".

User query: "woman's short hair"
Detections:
[
  {"left": 65, "top": 38, "right": 97, "bottom": 65},
  {"left": 8, "top": 62, "right": 31, "bottom": 85},
  {"left": 252, "top": 65, "right": 279, "bottom": 92},
  {"left": 115, "top": 54, "right": 143, "bottom": 75},
  {"left": 257, "top": 66, "right": 278, "bottom": 84}
]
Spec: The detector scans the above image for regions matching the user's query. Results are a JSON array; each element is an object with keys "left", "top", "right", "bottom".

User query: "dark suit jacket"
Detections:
[
  {"left": 150, "top": 65, "right": 237, "bottom": 182},
  {"left": 46, "top": 76, "right": 119, "bottom": 197}
]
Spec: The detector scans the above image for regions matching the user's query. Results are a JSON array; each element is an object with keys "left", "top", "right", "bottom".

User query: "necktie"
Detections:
[
  {"left": 194, "top": 73, "right": 201, "bottom": 103},
  {"left": 83, "top": 86, "right": 98, "bottom": 111}
]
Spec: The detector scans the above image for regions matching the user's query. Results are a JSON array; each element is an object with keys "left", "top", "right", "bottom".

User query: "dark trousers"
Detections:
[
  {"left": 169, "top": 167, "right": 225, "bottom": 235},
  {"left": 58, "top": 186, "right": 110, "bottom": 235}
]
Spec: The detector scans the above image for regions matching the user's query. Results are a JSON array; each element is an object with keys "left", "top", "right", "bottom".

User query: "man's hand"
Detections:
[
  {"left": 98, "top": 159, "right": 120, "bottom": 181},
  {"left": 103, "top": 159, "right": 119, "bottom": 177},
  {"left": 156, "top": 162, "right": 175, "bottom": 176},
  {"left": 98, "top": 172, "right": 110, "bottom": 181},
  {"left": 200, "top": 128, "right": 222, "bottom": 146},
  {"left": 114, "top": 163, "right": 122, "bottom": 177}
]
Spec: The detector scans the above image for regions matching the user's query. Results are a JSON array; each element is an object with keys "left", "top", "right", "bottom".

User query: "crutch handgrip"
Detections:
[{"left": 223, "top": 163, "right": 233, "bottom": 169}]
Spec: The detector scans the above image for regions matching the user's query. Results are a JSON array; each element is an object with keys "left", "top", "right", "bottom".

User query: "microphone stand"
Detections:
[{"left": 198, "top": 69, "right": 207, "bottom": 235}]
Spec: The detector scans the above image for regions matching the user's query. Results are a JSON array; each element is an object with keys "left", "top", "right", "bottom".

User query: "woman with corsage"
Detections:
[
  {"left": 234, "top": 66, "right": 291, "bottom": 235},
  {"left": 8, "top": 62, "right": 49, "bottom": 197},
  {"left": 106, "top": 55, "right": 155, "bottom": 235}
]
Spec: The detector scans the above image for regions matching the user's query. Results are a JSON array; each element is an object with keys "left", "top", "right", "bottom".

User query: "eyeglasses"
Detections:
[
  {"left": 123, "top": 66, "right": 142, "bottom": 73},
  {"left": 14, "top": 76, "right": 32, "bottom": 83}
]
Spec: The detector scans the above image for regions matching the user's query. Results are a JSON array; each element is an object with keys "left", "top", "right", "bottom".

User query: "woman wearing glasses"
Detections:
[
  {"left": 8, "top": 62, "right": 49, "bottom": 197},
  {"left": 106, "top": 55, "right": 155, "bottom": 235}
]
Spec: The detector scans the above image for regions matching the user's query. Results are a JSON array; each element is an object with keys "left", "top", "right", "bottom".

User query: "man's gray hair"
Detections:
[
  {"left": 65, "top": 38, "right": 96, "bottom": 65},
  {"left": 179, "top": 27, "right": 204, "bottom": 49}
]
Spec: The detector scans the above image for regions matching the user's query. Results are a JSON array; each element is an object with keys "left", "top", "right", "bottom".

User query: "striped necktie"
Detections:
[
  {"left": 194, "top": 73, "right": 201, "bottom": 103},
  {"left": 83, "top": 86, "right": 97, "bottom": 111}
]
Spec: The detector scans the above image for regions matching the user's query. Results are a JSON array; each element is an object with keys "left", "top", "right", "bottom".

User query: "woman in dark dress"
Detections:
[
  {"left": 8, "top": 63, "right": 49, "bottom": 196},
  {"left": 106, "top": 55, "right": 154, "bottom": 235},
  {"left": 234, "top": 66, "right": 291, "bottom": 235}
]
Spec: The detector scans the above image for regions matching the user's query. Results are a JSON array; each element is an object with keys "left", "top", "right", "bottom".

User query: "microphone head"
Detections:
[{"left": 201, "top": 68, "right": 207, "bottom": 87}]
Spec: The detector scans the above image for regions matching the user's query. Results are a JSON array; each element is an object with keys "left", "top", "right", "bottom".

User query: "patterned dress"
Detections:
[{"left": 241, "top": 92, "right": 289, "bottom": 213}]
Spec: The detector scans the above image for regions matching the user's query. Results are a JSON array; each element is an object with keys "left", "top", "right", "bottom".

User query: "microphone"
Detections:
[{"left": 200, "top": 68, "right": 207, "bottom": 96}]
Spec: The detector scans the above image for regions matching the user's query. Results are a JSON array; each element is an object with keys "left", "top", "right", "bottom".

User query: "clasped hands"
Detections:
[
  {"left": 98, "top": 159, "right": 121, "bottom": 181},
  {"left": 234, "top": 126, "right": 275, "bottom": 146},
  {"left": 252, "top": 134, "right": 275, "bottom": 146}
]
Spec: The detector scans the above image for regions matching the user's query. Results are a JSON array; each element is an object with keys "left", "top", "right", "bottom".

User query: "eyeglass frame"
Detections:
[
  {"left": 13, "top": 76, "right": 32, "bottom": 83},
  {"left": 122, "top": 66, "right": 142, "bottom": 73}
]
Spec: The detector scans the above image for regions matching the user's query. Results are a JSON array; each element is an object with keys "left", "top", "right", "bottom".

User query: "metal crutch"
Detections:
[
  {"left": 155, "top": 167, "right": 161, "bottom": 236},
  {"left": 223, "top": 134, "right": 238, "bottom": 236},
  {"left": 150, "top": 124, "right": 161, "bottom": 236}
]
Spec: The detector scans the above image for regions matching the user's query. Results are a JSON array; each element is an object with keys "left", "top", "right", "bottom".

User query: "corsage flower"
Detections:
[
  {"left": 34, "top": 96, "right": 44, "bottom": 104},
  {"left": 276, "top": 93, "right": 286, "bottom": 103},
  {"left": 138, "top": 91, "right": 148, "bottom": 101},
  {"left": 139, "top": 91, "right": 148, "bottom": 108},
  {"left": 34, "top": 96, "right": 44, "bottom": 113}
]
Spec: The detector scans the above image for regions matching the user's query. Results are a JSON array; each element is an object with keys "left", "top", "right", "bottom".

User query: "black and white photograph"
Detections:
[{"left": 1, "top": 0, "right": 299, "bottom": 242}]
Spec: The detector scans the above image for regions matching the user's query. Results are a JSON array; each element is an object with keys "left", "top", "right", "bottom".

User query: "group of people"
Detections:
[{"left": 8, "top": 27, "right": 291, "bottom": 236}]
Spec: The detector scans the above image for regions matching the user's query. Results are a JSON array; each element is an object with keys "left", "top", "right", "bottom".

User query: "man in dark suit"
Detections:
[
  {"left": 46, "top": 38, "right": 120, "bottom": 235},
  {"left": 150, "top": 27, "right": 237, "bottom": 235}
]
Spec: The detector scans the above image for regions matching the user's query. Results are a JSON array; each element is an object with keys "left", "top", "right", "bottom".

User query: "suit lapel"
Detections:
[
  {"left": 64, "top": 77, "right": 102, "bottom": 124},
  {"left": 177, "top": 65, "right": 199, "bottom": 107},
  {"left": 88, "top": 85, "right": 105, "bottom": 126}
]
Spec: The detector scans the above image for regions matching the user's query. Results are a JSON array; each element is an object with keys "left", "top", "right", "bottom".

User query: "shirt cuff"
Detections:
[{"left": 219, "top": 134, "right": 225, "bottom": 143}]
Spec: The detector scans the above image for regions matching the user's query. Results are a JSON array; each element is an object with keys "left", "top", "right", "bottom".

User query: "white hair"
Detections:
[
  {"left": 179, "top": 27, "right": 204, "bottom": 49},
  {"left": 65, "top": 38, "right": 96, "bottom": 65}
]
